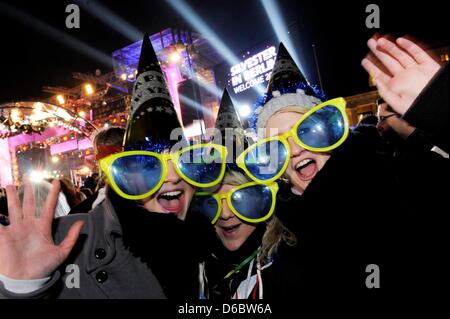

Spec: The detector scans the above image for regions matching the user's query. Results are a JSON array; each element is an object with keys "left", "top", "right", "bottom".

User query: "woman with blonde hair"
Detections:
[
  {"left": 191, "top": 168, "right": 299, "bottom": 299},
  {"left": 243, "top": 41, "right": 443, "bottom": 295},
  {"left": 188, "top": 89, "right": 300, "bottom": 300}
]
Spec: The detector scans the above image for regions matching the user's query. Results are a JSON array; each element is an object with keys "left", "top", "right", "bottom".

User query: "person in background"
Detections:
[
  {"left": 83, "top": 173, "right": 99, "bottom": 193},
  {"left": 69, "top": 127, "right": 125, "bottom": 214},
  {"left": 362, "top": 36, "right": 448, "bottom": 153},
  {"left": 357, "top": 114, "right": 379, "bottom": 127},
  {"left": 18, "top": 180, "right": 71, "bottom": 218},
  {"left": 79, "top": 187, "right": 94, "bottom": 199},
  {"left": 362, "top": 37, "right": 448, "bottom": 296},
  {"left": 45, "top": 177, "right": 81, "bottom": 210}
]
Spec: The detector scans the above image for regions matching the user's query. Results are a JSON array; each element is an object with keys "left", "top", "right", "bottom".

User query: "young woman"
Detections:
[
  {"left": 0, "top": 34, "right": 226, "bottom": 299},
  {"left": 243, "top": 41, "right": 446, "bottom": 295},
  {"left": 184, "top": 89, "right": 300, "bottom": 300},
  {"left": 190, "top": 168, "right": 299, "bottom": 300}
]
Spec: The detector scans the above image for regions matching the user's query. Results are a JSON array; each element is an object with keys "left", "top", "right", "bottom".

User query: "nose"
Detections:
[
  {"left": 219, "top": 199, "right": 235, "bottom": 221},
  {"left": 288, "top": 137, "right": 304, "bottom": 158},
  {"left": 165, "top": 160, "right": 182, "bottom": 184}
]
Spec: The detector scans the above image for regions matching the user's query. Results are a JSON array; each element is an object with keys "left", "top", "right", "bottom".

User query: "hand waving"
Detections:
[
  {"left": 0, "top": 180, "right": 84, "bottom": 280},
  {"left": 362, "top": 37, "right": 441, "bottom": 115}
]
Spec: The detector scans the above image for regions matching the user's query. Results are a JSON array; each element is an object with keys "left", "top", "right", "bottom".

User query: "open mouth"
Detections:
[
  {"left": 295, "top": 158, "right": 318, "bottom": 181},
  {"left": 219, "top": 223, "right": 241, "bottom": 237},
  {"left": 157, "top": 190, "right": 185, "bottom": 213}
]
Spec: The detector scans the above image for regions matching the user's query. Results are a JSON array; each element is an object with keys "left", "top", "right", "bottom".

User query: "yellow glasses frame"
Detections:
[
  {"left": 236, "top": 97, "right": 349, "bottom": 184},
  {"left": 100, "top": 143, "right": 228, "bottom": 200},
  {"left": 194, "top": 182, "right": 279, "bottom": 224}
]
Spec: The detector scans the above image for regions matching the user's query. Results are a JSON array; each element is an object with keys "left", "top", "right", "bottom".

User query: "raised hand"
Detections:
[
  {"left": 0, "top": 180, "right": 84, "bottom": 280},
  {"left": 362, "top": 37, "right": 441, "bottom": 116}
]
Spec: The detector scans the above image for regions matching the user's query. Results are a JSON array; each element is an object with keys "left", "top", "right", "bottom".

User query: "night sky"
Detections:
[{"left": 0, "top": 0, "right": 447, "bottom": 104}]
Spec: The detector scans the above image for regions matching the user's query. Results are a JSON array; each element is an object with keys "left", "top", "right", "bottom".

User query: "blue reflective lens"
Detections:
[
  {"left": 297, "top": 105, "right": 345, "bottom": 148},
  {"left": 111, "top": 155, "right": 162, "bottom": 196},
  {"left": 244, "top": 140, "right": 288, "bottom": 181},
  {"left": 231, "top": 185, "right": 273, "bottom": 220},
  {"left": 177, "top": 147, "right": 223, "bottom": 184},
  {"left": 189, "top": 195, "right": 219, "bottom": 223}
]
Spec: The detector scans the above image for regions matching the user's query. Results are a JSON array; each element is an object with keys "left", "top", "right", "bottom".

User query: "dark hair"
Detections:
[
  {"left": 93, "top": 126, "right": 125, "bottom": 154},
  {"left": 376, "top": 98, "right": 397, "bottom": 114},
  {"left": 47, "top": 177, "right": 80, "bottom": 208},
  {"left": 376, "top": 97, "right": 385, "bottom": 106},
  {"left": 359, "top": 114, "right": 379, "bottom": 126},
  {"left": 92, "top": 127, "right": 125, "bottom": 191},
  {"left": 80, "top": 187, "right": 94, "bottom": 198}
]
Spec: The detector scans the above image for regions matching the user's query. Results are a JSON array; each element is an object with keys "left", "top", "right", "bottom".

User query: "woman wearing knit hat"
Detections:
[{"left": 243, "top": 42, "right": 407, "bottom": 294}]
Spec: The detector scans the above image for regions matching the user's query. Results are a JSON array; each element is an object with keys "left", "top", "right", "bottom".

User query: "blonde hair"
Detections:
[{"left": 221, "top": 169, "right": 297, "bottom": 265}]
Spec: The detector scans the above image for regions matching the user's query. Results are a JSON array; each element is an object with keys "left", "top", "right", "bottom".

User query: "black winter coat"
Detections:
[
  {"left": 403, "top": 64, "right": 449, "bottom": 153},
  {"left": 275, "top": 126, "right": 447, "bottom": 299}
]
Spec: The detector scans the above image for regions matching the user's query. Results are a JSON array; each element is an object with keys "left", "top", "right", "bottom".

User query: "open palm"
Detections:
[
  {"left": 362, "top": 37, "right": 441, "bottom": 115},
  {"left": 0, "top": 181, "right": 83, "bottom": 280}
]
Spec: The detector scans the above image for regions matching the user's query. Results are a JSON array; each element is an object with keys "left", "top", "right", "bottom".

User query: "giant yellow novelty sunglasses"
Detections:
[
  {"left": 236, "top": 97, "right": 349, "bottom": 184},
  {"left": 100, "top": 143, "right": 228, "bottom": 200}
]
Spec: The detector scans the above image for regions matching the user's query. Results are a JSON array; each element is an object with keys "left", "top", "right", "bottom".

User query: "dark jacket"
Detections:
[
  {"left": 0, "top": 189, "right": 194, "bottom": 299},
  {"left": 275, "top": 127, "right": 447, "bottom": 297},
  {"left": 403, "top": 64, "right": 449, "bottom": 153},
  {"left": 69, "top": 191, "right": 100, "bottom": 215}
]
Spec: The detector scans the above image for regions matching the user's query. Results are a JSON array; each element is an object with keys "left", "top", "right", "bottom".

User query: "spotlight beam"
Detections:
[
  {"left": 166, "top": 0, "right": 240, "bottom": 66},
  {"left": 0, "top": 2, "right": 111, "bottom": 67},
  {"left": 179, "top": 94, "right": 214, "bottom": 117},
  {"left": 75, "top": 0, "right": 141, "bottom": 42},
  {"left": 167, "top": 0, "right": 265, "bottom": 96},
  {"left": 261, "top": 0, "right": 309, "bottom": 83},
  {"left": 180, "top": 68, "right": 219, "bottom": 97}
]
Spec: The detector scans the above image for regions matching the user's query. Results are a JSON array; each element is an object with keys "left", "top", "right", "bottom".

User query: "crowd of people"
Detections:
[{"left": 0, "top": 33, "right": 447, "bottom": 301}]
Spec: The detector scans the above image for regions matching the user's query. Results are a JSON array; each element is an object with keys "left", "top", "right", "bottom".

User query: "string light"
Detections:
[
  {"left": 56, "top": 95, "right": 65, "bottom": 105},
  {"left": 84, "top": 83, "right": 95, "bottom": 95}
]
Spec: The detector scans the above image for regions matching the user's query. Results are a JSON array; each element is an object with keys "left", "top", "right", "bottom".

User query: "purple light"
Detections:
[
  {"left": 50, "top": 138, "right": 92, "bottom": 155},
  {"left": 163, "top": 64, "right": 183, "bottom": 122},
  {"left": 8, "top": 127, "right": 70, "bottom": 148}
]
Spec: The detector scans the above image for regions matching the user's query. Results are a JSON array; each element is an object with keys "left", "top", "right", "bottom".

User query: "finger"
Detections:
[
  {"left": 22, "top": 180, "right": 36, "bottom": 219},
  {"left": 366, "top": 51, "right": 394, "bottom": 77},
  {"left": 396, "top": 37, "right": 434, "bottom": 65},
  {"left": 361, "top": 57, "right": 391, "bottom": 84},
  {"left": 377, "top": 37, "right": 417, "bottom": 68},
  {"left": 367, "top": 38, "right": 404, "bottom": 75},
  {"left": 58, "top": 221, "right": 84, "bottom": 259},
  {"left": 374, "top": 76, "right": 404, "bottom": 115},
  {"left": 42, "top": 180, "right": 60, "bottom": 223},
  {"left": 5, "top": 185, "right": 23, "bottom": 224}
]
